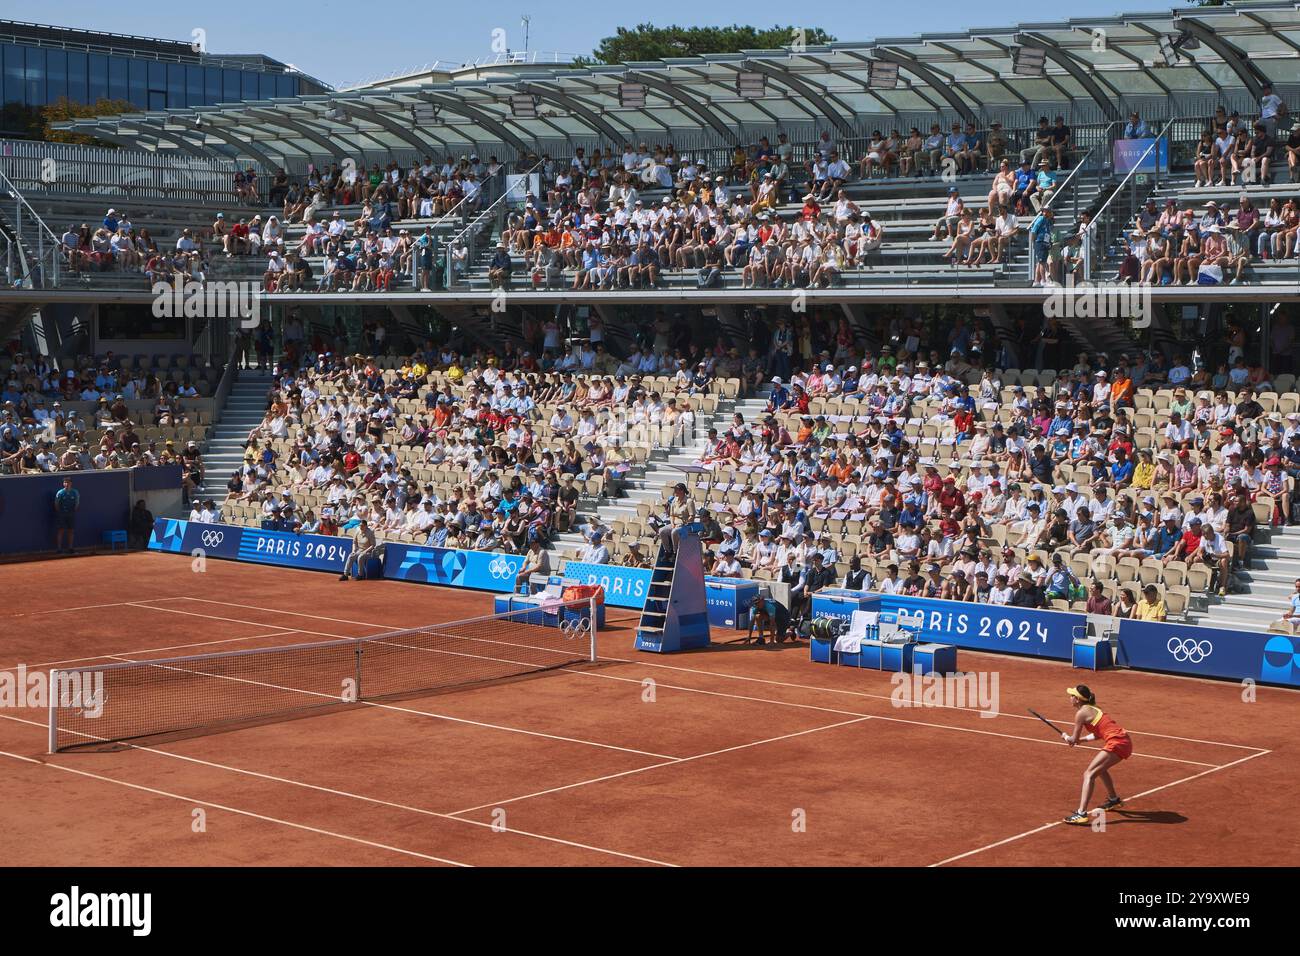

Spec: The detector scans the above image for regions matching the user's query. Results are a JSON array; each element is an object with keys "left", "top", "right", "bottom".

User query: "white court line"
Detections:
[
  {"left": 589, "top": 655, "right": 1273, "bottom": 753},
  {"left": 0, "top": 747, "right": 470, "bottom": 867},
  {"left": 79, "top": 651, "right": 676, "bottom": 762},
  {"left": 125, "top": 603, "right": 365, "bottom": 640},
  {"left": 0, "top": 713, "right": 673, "bottom": 867},
  {"left": 151, "top": 597, "right": 1271, "bottom": 754},
  {"left": 928, "top": 748, "right": 1274, "bottom": 867},
  {"left": 98, "top": 613, "right": 1206, "bottom": 770},
  {"left": 448, "top": 717, "right": 873, "bottom": 817},
  {"left": 176, "top": 596, "right": 414, "bottom": 630},
  {"left": 3, "top": 630, "right": 302, "bottom": 673},
  {"left": 127, "top": 600, "right": 593, "bottom": 681},
  {"left": 557, "top": 668, "right": 1221, "bottom": 768},
  {"left": 0, "top": 597, "right": 190, "bottom": 619}
]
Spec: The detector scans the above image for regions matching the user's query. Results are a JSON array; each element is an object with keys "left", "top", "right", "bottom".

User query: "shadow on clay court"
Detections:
[{"left": 1106, "top": 809, "right": 1189, "bottom": 826}]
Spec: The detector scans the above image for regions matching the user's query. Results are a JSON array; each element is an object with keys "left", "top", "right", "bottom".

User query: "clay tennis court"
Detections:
[{"left": 2, "top": 551, "right": 1296, "bottom": 867}]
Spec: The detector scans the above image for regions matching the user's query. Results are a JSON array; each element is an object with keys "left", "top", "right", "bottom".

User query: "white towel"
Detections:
[{"left": 834, "top": 633, "right": 862, "bottom": 653}]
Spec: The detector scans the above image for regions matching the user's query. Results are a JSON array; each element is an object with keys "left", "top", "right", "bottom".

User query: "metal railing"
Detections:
[
  {"left": 398, "top": 177, "right": 499, "bottom": 287},
  {"left": 0, "top": 138, "right": 249, "bottom": 202},
  {"left": 0, "top": 166, "right": 62, "bottom": 288},
  {"left": 1083, "top": 117, "right": 1179, "bottom": 282},
  {"left": 444, "top": 159, "right": 543, "bottom": 289},
  {"left": 1024, "top": 144, "right": 1103, "bottom": 283}
]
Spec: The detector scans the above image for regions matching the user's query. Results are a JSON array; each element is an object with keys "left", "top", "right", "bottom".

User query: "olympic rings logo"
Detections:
[
  {"left": 488, "top": 556, "right": 514, "bottom": 579},
  {"left": 560, "top": 617, "right": 588, "bottom": 641},
  {"left": 200, "top": 531, "right": 224, "bottom": 548},
  {"left": 1167, "top": 637, "right": 1213, "bottom": 663}
]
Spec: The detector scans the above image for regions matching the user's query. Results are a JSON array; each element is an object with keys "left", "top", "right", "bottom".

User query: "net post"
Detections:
[
  {"left": 354, "top": 645, "right": 363, "bottom": 702},
  {"left": 47, "top": 669, "right": 58, "bottom": 754},
  {"left": 588, "top": 596, "right": 597, "bottom": 662}
]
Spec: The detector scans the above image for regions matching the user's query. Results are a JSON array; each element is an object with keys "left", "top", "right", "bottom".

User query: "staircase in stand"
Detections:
[{"left": 195, "top": 369, "right": 275, "bottom": 509}]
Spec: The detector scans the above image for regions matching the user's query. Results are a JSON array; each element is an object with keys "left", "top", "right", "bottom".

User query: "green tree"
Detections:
[
  {"left": 38, "top": 97, "right": 140, "bottom": 145},
  {"left": 576, "top": 24, "right": 836, "bottom": 65}
]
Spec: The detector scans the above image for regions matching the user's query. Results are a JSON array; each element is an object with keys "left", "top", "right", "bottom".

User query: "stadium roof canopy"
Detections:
[{"left": 53, "top": 0, "right": 1300, "bottom": 169}]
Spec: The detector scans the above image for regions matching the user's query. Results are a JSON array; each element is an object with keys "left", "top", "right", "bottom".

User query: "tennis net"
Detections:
[{"left": 48, "top": 598, "right": 598, "bottom": 752}]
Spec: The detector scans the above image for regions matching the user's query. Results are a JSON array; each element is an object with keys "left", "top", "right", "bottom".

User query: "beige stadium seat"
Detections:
[
  {"left": 1165, "top": 586, "right": 1191, "bottom": 618},
  {"left": 1185, "top": 565, "right": 1212, "bottom": 593}
]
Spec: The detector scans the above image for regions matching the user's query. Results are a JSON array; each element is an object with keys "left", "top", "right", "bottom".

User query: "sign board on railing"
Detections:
[
  {"left": 1113, "top": 137, "right": 1168, "bottom": 174},
  {"left": 504, "top": 173, "right": 539, "bottom": 208}
]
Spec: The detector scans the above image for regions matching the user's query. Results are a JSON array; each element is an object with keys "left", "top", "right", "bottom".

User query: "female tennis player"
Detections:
[{"left": 1061, "top": 684, "right": 1132, "bottom": 825}]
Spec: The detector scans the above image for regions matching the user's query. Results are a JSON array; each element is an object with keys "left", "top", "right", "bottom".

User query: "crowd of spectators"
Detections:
[
  {"left": 1, "top": 350, "right": 209, "bottom": 492},
  {"left": 218, "top": 339, "right": 737, "bottom": 557},
  {"left": 1117, "top": 191, "right": 1300, "bottom": 286},
  {"left": 52, "top": 123, "right": 1080, "bottom": 293},
  {"left": 201, "top": 300, "right": 1300, "bottom": 623},
  {"left": 604, "top": 320, "right": 1296, "bottom": 623}
]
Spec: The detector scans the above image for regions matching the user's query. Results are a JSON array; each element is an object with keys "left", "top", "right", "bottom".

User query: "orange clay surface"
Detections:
[{"left": 1, "top": 551, "right": 1296, "bottom": 867}]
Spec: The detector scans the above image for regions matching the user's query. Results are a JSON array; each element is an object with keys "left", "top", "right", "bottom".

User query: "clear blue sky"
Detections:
[{"left": 30, "top": 1, "right": 1137, "bottom": 89}]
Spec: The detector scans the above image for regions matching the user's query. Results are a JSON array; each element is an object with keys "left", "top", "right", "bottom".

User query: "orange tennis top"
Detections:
[{"left": 1083, "top": 708, "right": 1128, "bottom": 745}]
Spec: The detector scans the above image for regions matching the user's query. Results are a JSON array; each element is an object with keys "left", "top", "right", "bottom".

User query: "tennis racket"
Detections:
[
  {"left": 1030, "top": 708, "right": 1096, "bottom": 742},
  {"left": 1028, "top": 708, "right": 1066, "bottom": 736}
]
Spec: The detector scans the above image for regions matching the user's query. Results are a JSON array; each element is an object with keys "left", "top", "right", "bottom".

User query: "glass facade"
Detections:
[{"left": 0, "top": 41, "right": 299, "bottom": 111}]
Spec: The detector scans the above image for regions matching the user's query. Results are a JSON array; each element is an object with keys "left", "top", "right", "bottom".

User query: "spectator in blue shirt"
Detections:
[
  {"left": 1013, "top": 159, "right": 1037, "bottom": 209},
  {"left": 944, "top": 124, "right": 968, "bottom": 172},
  {"left": 1122, "top": 112, "right": 1150, "bottom": 138},
  {"left": 1110, "top": 449, "right": 1135, "bottom": 486},
  {"left": 1284, "top": 433, "right": 1300, "bottom": 477},
  {"left": 1043, "top": 553, "right": 1080, "bottom": 600},
  {"left": 766, "top": 379, "right": 790, "bottom": 412},
  {"left": 1048, "top": 407, "right": 1073, "bottom": 437},
  {"left": 1030, "top": 206, "right": 1056, "bottom": 283},
  {"left": 898, "top": 500, "right": 925, "bottom": 530},
  {"left": 1152, "top": 515, "right": 1184, "bottom": 558},
  {"left": 53, "top": 477, "right": 79, "bottom": 554}
]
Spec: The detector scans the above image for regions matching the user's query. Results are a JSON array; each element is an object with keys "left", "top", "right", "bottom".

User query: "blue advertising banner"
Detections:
[
  {"left": 1117, "top": 619, "right": 1300, "bottom": 687},
  {"left": 561, "top": 561, "right": 652, "bottom": 607},
  {"left": 1113, "top": 136, "right": 1168, "bottom": 174},
  {"left": 882, "top": 595, "right": 1082, "bottom": 660},
  {"left": 383, "top": 543, "right": 524, "bottom": 591},
  {"left": 148, "top": 518, "right": 352, "bottom": 572},
  {"left": 236, "top": 526, "right": 352, "bottom": 571}
]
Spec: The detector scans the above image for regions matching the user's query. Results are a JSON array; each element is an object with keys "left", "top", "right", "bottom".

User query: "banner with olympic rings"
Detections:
[
  {"left": 1117, "top": 619, "right": 1300, "bottom": 687},
  {"left": 148, "top": 518, "right": 352, "bottom": 572},
  {"left": 382, "top": 542, "right": 526, "bottom": 591}
]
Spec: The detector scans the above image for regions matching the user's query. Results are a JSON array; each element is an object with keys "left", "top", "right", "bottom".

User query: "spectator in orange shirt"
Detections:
[{"left": 1110, "top": 366, "right": 1135, "bottom": 409}]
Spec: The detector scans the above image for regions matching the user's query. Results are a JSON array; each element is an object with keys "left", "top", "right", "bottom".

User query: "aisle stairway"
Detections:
[
  {"left": 196, "top": 370, "right": 274, "bottom": 507},
  {"left": 1190, "top": 524, "right": 1300, "bottom": 632},
  {"left": 549, "top": 390, "right": 756, "bottom": 560}
]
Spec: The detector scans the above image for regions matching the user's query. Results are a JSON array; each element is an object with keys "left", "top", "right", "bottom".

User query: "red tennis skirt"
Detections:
[{"left": 1103, "top": 735, "right": 1134, "bottom": 760}]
